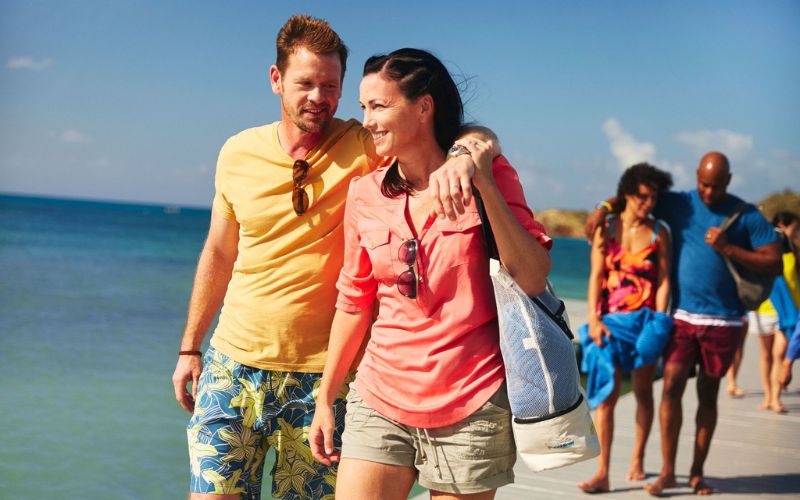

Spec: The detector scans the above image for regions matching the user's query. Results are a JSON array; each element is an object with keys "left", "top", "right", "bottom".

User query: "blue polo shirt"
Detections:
[{"left": 653, "top": 190, "right": 777, "bottom": 317}]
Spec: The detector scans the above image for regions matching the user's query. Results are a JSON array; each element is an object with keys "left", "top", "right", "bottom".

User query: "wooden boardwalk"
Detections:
[{"left": 496, "top": 319, "right": 800, "bottom": 499}]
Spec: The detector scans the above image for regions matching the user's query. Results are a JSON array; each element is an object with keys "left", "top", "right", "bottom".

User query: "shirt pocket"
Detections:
[
  {"left": 358, "top": 225, "right": 394, "bottom": 283},
  {"left": 436, "top": 210, "right": 485, "bottom": 268}
]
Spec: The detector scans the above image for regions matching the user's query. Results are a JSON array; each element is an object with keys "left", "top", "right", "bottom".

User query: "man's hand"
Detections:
[
  {"left": 585, "top": 207, "right": 608, "bottom": 241},
  {"left": 172, "top": 355, "right": 203, "bottom": 413},
  {"left": 429, "top": 152, "right": 475, "bottom": 220},
  {"left": 705, "top": 227, "right": 728, "bottom": 252},
  {"left": 458, "top": 137, "right": 495, "bottom": 190}
]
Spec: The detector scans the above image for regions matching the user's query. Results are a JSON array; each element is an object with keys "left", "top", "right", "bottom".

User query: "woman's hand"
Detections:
[
  {"left": 588, "top": 317, "right": 611, "bottom": 347},
  {"left": 308, "top": 404, "right": 339, "bottom": 466}
]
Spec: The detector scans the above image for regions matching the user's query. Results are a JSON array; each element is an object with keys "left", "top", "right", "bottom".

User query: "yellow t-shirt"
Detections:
[
  {"left": 757, "top": 251, "right": 800, "bottom": 315},
  {"left": 210, "top": 118, "right": 387, "bottom": 371}
]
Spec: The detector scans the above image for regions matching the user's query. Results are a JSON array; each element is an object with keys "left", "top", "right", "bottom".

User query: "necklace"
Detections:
[{"left": 620, "top": 215, "right": 645, "bottom": 233}]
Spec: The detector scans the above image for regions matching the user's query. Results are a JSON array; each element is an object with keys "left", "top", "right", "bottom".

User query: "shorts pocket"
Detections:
[
  {"left": 344, "top": 385, "right": 374, "bottom": 429},
  {"left": 445, "top": 393, "right": 514, "bottom": 460}
]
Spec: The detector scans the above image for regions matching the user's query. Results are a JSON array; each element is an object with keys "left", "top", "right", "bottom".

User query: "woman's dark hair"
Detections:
[
  {"left": 772, "top": 211, "right": 799, "bottom": 227},
  {"left": 363, "top": 48, "right": 464, "bottom": 197},
  {"left": 616, "top": 163, "right": 673, "bottom": 210}
]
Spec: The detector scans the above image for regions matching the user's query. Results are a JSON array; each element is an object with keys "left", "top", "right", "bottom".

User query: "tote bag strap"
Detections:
[
  {"left": 473, "top": 185, "right": 573, "bottom": 339},
  {"left": 473, "top": 187, "right": 500, "bottom": 261}
]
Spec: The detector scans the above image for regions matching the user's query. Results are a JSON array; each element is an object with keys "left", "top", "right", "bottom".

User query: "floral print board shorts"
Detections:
[{"left": 187, "top": 347, "right": 350, "bottom": 500}]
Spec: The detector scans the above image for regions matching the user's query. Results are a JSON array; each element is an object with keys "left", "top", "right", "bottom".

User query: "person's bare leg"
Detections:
[
  {"left": 335, "top": 458, "right": 417, "bottom": 500},
  {"left": 628, "top": 363, "right": 656, "bottom": 481},
  {"left": 645, "top": 362, "right": 691, "bottom": 496},
  {"left": 431, "top": 489, "right": 498, "bottom": 500},
  {"left": 779, "top": 358, "right": 794, "bottom": 389},
  {"left": 190, "top": 495, "right": 239, "bottom": 500},
  {"left": 770, "top": 333, "right": 788, "bottom": 413},
  {"left": 758, "top": 333, "right": 775, "bottom": 410},
  {"left": 689, "top": 370, "right": 721, "bottom": 496},
  {"left": 725, "top": 324, "right": 746, "bottom": 398},
  {"left": 579, "top": 368, "right": 621, "bottom": 493}
]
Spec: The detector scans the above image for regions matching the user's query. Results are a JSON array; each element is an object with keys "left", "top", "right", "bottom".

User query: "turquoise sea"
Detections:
[{"left": 0, "top": 194, "right": 589, "bottom": 499}]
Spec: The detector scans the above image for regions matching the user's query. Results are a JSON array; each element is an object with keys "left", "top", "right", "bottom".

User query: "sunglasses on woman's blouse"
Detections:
[{"left": 397, "top": 239, "right": 418, "bottom": 299}]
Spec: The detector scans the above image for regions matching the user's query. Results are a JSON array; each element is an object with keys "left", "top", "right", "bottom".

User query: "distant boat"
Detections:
[{"left": 163, "top": 205, "right": 181, "bottom": 214}]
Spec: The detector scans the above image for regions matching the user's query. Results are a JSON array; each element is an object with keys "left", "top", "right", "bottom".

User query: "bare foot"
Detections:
[
  {"left": 644, "top": 474, "right": 676, "bottom": 497},
  {"left": 626, "top": 463, "right": 646, "bottom": 481},
  {"left": 690, "top": 475, "right": 714, "bottom": 495},
  {"left": 770, "top": 403, "right": 788, "bottom": 414},
  {"left": 758, "top": 400, "right": 770, "bottom": 410},
  {"left": 578, "top": 475, "right": 610, "bottom": 494},
  {"left": 727, "top": 385, "right": 745, "bottom": 398}
]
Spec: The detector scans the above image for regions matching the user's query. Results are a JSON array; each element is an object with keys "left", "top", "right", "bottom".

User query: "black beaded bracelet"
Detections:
[{"left": 178, "top": 350, "right": 203, "bottom": 356}]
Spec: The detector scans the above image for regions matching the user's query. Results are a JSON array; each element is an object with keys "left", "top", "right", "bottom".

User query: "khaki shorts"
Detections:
[{"left": 341, "top": 384, "right": 516, "bottom": 494}]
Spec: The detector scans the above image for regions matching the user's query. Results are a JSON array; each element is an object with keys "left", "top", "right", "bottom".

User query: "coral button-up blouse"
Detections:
[{"left": 335, "top": 155, "right": 552, "bottom": 428}]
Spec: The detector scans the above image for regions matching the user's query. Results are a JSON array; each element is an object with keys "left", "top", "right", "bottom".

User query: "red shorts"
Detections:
[{"left": 664, "top": 318, "right": 743, "bottom": 378}]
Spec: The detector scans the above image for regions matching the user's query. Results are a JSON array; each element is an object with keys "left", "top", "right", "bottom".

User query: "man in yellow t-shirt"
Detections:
[{"left": 171, "top": 15, "right": 483, "bottom": 500}]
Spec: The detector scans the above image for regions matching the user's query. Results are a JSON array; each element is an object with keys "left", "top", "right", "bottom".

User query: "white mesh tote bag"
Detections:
[{"left": 476, "top": 191, "right": 599, "bottom": 472}]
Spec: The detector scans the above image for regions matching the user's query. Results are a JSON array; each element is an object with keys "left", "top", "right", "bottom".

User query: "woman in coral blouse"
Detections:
[{"left": 308, "top": 48, "right": 552, "bottom": 499}]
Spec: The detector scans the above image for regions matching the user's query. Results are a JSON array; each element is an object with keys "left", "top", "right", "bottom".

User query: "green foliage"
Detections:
[
  {"left": 757, "top": 189, "right": 800, "bottom": 221},
  {"left": 537, "top": 209, "right": 589, "bottom": 238}
]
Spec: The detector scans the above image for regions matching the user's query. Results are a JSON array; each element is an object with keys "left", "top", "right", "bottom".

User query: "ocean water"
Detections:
[{"left": 0, "top": 194, "right": 589, "bottom": 499}]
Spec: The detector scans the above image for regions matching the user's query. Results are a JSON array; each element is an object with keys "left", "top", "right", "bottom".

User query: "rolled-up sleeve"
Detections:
[
  {"left": 336, "top": 178, "right": 379, "bottom": 312},
  {"left": 493, "top": 155, "right": 553, "bottom": 250}
]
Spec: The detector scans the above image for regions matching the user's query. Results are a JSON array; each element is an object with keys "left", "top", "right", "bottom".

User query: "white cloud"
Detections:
[
  {"left": 674, "top": 129, "right": 754, "bottom": 159},
  {"left": 766, "top": 149, "right": 800, "bottom": 189},
  {"left": 602, "top": 118, "right": 655, "bottom": 169},
  {"left": 600, "top": 119, "right": 692, "bottom": 189},
  {"left": 6, "top": 57, "right": 53, "bottom": 71},
  {"left": 674, "top": 129, "right": 758, "bottom": 191},
  {"left": 59, "top": 129, "right": 92, "bottom": 144},
  {"left": 660, "top": 159, "right": 692, "bottom": 190},
  {"left": 507, "top": 154, "right": 567, "bottom": 209}
]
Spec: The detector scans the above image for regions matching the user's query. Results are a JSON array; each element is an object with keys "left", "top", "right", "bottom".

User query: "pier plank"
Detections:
[{"left": 497, "top": 330, "right": 800, "bottom": 499}]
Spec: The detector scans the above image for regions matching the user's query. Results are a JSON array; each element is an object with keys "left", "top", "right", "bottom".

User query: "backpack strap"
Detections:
[
  {"left": 650, "top": 219, "right": 659, "bottom": 244},
  {"left": 608, "top": 215, "right": 617, "bottom": 244},
  {"left": 719, "top": 202, "right": 748, "bottom": 232}
]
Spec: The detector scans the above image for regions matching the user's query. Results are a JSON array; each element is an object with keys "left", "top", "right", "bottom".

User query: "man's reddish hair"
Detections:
[{"left": 276, "top": 15, "right": 348, "bottom": 79}]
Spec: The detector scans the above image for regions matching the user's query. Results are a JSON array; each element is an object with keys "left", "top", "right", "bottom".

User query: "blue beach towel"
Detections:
[
  {"left": 771, "top": 275, "right": 800, "bottom": 361},
  {"left": 770, "top": 276, "right": 799, "bottom": 334},
  {"left": 787, "top": 316, "right": 800, "bottom": 361},
  {"left": 578, "top": 309, "right": 672, "bottom": 409}
]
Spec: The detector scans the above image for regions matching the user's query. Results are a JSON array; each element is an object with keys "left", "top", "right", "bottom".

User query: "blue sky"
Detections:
[{"left": 1, "top": 1, "right": 798, "bottom": 210}]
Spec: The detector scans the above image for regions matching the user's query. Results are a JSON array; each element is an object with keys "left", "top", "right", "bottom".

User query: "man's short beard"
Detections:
[
  {"left": 294, "top": 114, "right": 330, "bottom": 134},
  {"left": 283, "top": 96, "right": 334, "bottom": 135}
]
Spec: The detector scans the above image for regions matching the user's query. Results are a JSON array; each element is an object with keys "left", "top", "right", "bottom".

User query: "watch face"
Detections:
[{"left": 447, "top": 144, "right": 469, "bottom": 157}]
